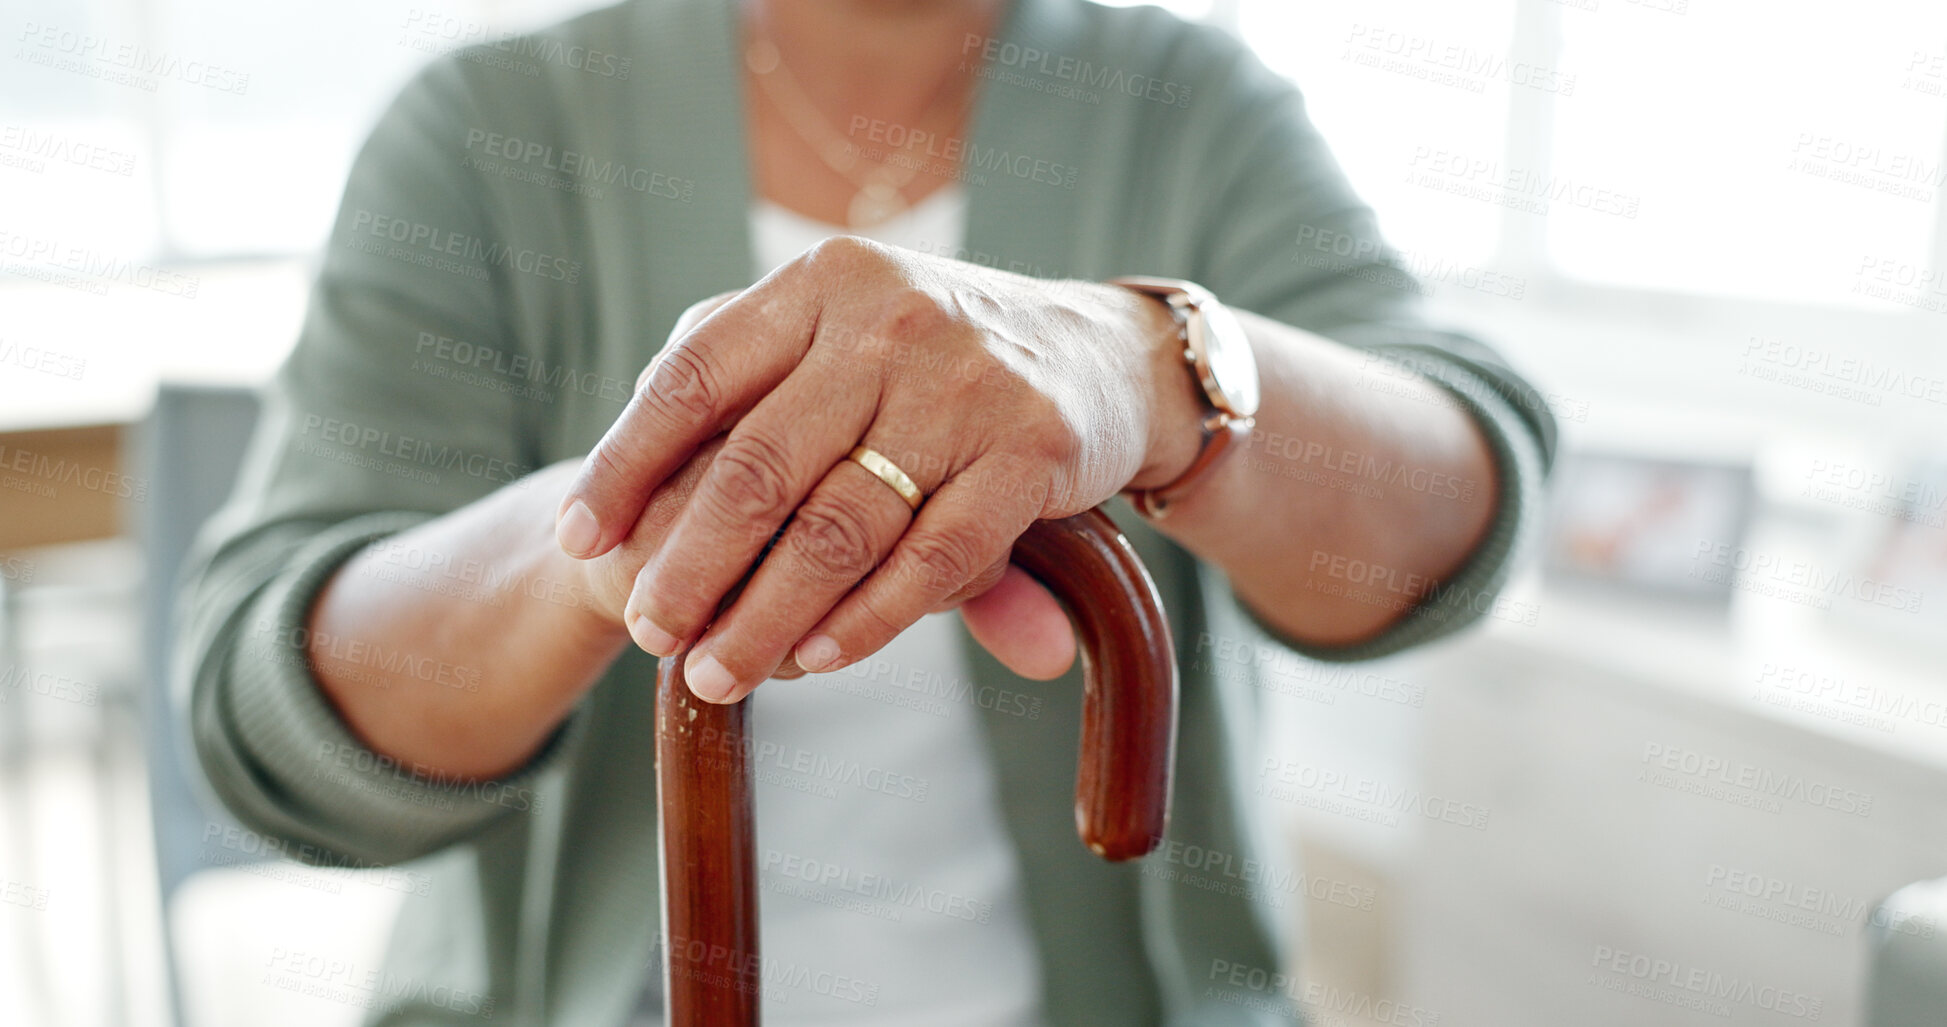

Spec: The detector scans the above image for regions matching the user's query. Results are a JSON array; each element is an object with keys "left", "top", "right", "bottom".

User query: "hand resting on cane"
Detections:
[{"left": 302, "top": 280, "right": 1081, "bottom": 784}]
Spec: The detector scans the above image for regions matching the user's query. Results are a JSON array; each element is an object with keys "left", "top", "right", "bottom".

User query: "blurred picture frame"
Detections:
[
  {"left": 1544, "top": 451, "right": 1757, "bottom": 602},
  {"left": 1827, "top": 455, "right": 1947, "bottom": 651}
]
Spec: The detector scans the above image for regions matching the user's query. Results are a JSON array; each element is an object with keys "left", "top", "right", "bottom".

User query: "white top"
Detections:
[{"left": 632, "top": 186, "right": 1045, "bottom": 1025}]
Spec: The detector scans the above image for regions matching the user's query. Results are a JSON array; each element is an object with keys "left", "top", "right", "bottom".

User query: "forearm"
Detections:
[
  {"left": 1136, "top": 307, "right": 1501, "bottom": 647},
  {"left": 306, "top": 460, "right": 631, "bottom": 781}
]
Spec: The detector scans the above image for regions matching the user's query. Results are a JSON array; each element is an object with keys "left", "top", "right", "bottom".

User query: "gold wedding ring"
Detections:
[{"left": 846, "top": 445, "right": 924, "bottom": 511}]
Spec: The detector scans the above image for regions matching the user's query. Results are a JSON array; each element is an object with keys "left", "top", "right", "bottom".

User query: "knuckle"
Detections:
[
  {"left": 640, "top": 573, "right": 713, "bottom": 636},
  {"left": 587, "top": 442, "right": 641, "bottom": 492},
  {"left": 706, "top": 431, "right": 798, "bottom": 524},
  {"left": 995, "top": 428, "right": 1083, "bottom": 510},
  {"left": 788, "top": 494, "right": 882, "bottom": 584},
  {"left": 953, "top": 557, "right": 1010, "bottom": 603},
  {"left": 899, "top": 529, "right": 983, "bottom": 593},
  {"left": 1024, "top": 399, "right": 1084, "bottom": 466},
  {"left": 876, "top": 286, "right": 959, "bottom": 343},
  {"left": 1036, "top": 429, "right": 1083, "bottom": 479},
  {"left": 845, "top": 590, "right": 908, "bottom": 647},
  {"left": 802, "top": 234, "right": 876, "bottom": 269},
  {"left": 640, "top": 344, "right": 723, "bottom": 425},
  {"left": 686, "top": 290, "right": 739, "bottom": 322}
]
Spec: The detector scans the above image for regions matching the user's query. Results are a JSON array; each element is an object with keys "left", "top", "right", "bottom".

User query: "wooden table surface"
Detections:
[
  {"left": 0, "top": 423, "right": 127, "bottom": 552},
  {"left": 0, "top": 261, "right": 306, "bottom": 554}
]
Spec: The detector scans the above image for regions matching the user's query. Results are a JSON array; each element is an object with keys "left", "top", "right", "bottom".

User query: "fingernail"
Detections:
[
  {"left": 556, "top": 500, "right": 599, "bottom": 557},
  {"left": 795, "top": 634, "right": 840, "bottom": 673},
  {"left": 631, "top": 615, "right": 679, "bottom": 657},
  {"left": 686, "top": 653, "right": 739, "bottom": 703}
]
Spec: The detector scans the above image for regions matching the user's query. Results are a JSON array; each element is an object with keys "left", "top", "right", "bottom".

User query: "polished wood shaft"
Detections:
[{"left": 655, "top": 506, "right": 1178, "bottom": 1025}]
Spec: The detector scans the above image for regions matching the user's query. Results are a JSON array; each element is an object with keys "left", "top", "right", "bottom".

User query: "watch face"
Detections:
[{"left": 1196, "top": 299, "right": 1260, "bottom": 416}]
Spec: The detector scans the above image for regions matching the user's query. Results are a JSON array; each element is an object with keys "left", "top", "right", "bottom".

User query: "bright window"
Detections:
[
  {"left": 1233, "top": 0, "right": 1947, "bottom": 313},
  {"left": 1237, "top": 0, "right": 1520, "bottom": 266},
  {"left": 1, "top": 0, "right": 613, "bottom": 261},
  {"left": 1546, "top": 0, "right": 1947, "bottom": 306}
]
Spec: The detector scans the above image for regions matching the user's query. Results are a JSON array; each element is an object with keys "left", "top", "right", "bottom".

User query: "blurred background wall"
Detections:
[{"left": 3, "top": 0, "right": 1945, "bottom": 1024}]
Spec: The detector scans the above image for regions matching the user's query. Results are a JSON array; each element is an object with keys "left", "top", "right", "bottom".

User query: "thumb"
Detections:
[{"left": 959, "top": 564, "right": 1077, "bottom": 680}]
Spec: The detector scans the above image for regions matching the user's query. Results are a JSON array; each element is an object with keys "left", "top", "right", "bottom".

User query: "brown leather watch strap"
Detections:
[{"left": 1126, "top": 412, "right": 1254, "bottom": 519}]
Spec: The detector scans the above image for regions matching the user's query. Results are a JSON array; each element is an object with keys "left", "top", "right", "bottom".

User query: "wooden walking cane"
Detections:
[{"left": 654, "top": 506, "right": 1179, "bottom": 1026}]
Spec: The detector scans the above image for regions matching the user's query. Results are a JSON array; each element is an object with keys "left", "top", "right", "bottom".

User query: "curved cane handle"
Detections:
[
  {"left": 656, "top": 505, "right": 1178, "bottom": 1025},
  {"left": 1009, "top": 507, "right": 1179, "bottom": 860}
]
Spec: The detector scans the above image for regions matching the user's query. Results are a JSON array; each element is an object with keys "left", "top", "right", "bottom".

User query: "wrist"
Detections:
[{"left": 1119, "top": 286, "right": 1206, "bottom": 491}]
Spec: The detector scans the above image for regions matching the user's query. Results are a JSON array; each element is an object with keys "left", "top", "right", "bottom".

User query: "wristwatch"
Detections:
[{"left": 1110, "top": 276, "right": 1260, "bottom": 518}]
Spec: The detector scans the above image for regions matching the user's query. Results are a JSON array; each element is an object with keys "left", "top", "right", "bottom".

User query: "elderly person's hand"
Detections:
[{"left": 555, "top": 237, "right": 1195, "bottom": 703}]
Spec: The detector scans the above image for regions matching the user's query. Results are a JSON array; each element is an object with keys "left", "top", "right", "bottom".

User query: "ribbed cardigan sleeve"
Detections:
[
  {"left": 1178, "top": 24, "right": 1557, "bottom": 661},
  {"left": 173, "top": 58, "right": 582, "bottom": 869}
]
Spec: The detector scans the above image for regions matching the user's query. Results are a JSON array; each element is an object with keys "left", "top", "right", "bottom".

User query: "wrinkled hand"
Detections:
[
  {"left": 569, "top": 327, "right": 1071, "bottom": 689},
  {"left": 557, "top": 237, "right": 1178, "bottom": 702}
]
